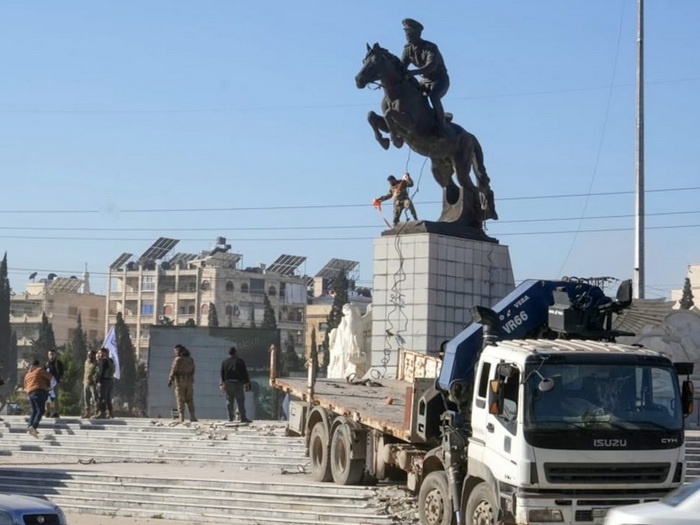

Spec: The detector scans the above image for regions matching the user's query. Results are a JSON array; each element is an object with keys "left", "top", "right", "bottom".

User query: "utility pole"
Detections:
[{"left": 634, "top": 0, "right": 645, "bottom": 298}]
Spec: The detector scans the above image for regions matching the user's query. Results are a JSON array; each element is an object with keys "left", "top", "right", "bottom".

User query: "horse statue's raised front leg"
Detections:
[{"left": 367, "top": 110, "right": 391, "bottom": 150}]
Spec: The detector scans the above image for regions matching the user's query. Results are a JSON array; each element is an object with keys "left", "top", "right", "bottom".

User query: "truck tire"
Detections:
[
  {"left": 465, "top": 481, "right": 497, "bottom": 525},
  {"left": 330, "top": 421, "right": 364, "bottom": 485},
  {"left": 309, "top": 421, "right": 332, "bottom": 482},
  {"left": 418, "top": 471, "right": 455, "bottom": 525}
]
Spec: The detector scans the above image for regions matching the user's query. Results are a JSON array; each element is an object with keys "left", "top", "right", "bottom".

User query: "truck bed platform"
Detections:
[{"left": 273, "top": 376, "right": 415, "bottom": 441}]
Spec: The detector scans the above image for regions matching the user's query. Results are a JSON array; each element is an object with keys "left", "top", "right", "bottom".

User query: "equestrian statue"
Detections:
[{"left": 355, "top": 23, "right": 498, "bottom": 240}]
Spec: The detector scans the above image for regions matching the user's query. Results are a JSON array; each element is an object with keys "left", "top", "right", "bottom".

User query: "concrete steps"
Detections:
[
  {"left": 0, "top": 417, "right": 309, "bottom": 469},
  {"left": 0, "top": 416, "right": 416, "bottom": 524},
  {"left": 0, "top": 469, "right": 407, "bottom": 524}
]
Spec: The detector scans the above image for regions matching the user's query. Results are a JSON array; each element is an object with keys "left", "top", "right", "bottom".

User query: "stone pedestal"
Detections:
[{"left": 370, "top": 233, "right": 514, "bottom": 377}]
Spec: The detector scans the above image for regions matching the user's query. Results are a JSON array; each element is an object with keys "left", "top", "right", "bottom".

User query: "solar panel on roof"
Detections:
[
  {"left": 109, "top": 252, "right": 133, "bottom": 270},
  {"left": 139, "top": 238, "right": 179, "bottom": 262},
  {"left": 267, "top": 254, "right": 306, "bottom": 276},
  {"left": 315, "top": 258, "right": 359, "bottom": 279},
  {"left": 47, "top": 277, "right": 83, "bottom": 295}
]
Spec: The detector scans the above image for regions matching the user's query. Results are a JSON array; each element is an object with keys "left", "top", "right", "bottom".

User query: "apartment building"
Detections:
[
  {"left": 10, "top": 272, "right": 106, "bottom": 360},
  {"left": 106, "top": 238, "right": 309, "bottom": 361}
]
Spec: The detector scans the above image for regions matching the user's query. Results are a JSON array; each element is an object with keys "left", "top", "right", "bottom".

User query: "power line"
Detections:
[
  {"left": 1, "top": 76, "right": 698, "bottom": 115},
  {"left": 0, "top": 222, "right": 699, "bottom": 243},
  {"left": 0, "top": 186, "right": 698, "bottom": 215},
  {"left": 0, "top": 209, "right": 698, "bottom": 233}
]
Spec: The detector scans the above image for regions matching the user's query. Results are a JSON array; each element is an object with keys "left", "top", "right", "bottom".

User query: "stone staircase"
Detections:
[{"left": 0, "top": 416, "right": 416, "bottom": 524}]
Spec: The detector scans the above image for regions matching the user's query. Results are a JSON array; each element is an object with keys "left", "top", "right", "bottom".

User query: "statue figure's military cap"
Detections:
[{"left": 402, "top": 18, "right": 424, "bottom": 32}]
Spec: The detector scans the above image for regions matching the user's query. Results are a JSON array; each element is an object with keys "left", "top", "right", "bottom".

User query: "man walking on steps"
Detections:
[
  {"left": 168, "top": 344, "right": 197, "bottom": 423},
  {"left": 220, "top": 346, "right": 252, "bottom": 423}
]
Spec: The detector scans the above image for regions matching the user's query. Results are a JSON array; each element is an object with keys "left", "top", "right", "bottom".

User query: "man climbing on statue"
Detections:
[
  {"left": 401, "top": 18, "right": 450, "bottom": 134},
  {"left": 374, "top": 172, "right": 418, "bottom": 227}
]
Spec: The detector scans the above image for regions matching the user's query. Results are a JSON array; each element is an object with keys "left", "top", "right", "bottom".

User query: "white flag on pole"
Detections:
[{"left": 102, "top": 326, "right": 121, "bottom": 380}]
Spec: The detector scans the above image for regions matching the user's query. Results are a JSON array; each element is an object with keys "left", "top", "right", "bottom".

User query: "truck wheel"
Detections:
[
  {"left": 465, "top": 482, "right": 497, "bottom": 525},
  {"left": 330, "top": 422, "right": 364, "bottom": 485},
  {"left": 418, "top": 471, "right": 455, "bottom": 525},
  {"left": 309, "top": 421, "right": 332, "bottom": 482}
]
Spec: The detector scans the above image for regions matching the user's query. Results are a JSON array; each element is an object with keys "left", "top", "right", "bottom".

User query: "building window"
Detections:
[
  {"left": 268, "top": 285, "right": 277, "bottom": 296},
  {"left": 179, "top": 306, "right": 185, "bottom": 315},
  {"left": 89, "top": 308, "right": 99, "bottom": 320},
  {"left": 188, "top": 282, "right": 197, "bottom": 292},
  {"left": 225, "top": 305, "right": 233, "bottom": 316},
  {"left": 68, "top": 328, "right": 77, "bottom": 340},
  {"left": 226, "top": 281, "right": 234, "bottom": 292},
  {"left": 163, "top": 304, "right": 173, "bottom": 316},
  {"left": 201, "top": 303, "right": 209, "bottom": 315},
  {"left": 68, "top": 306, "right": 79, "bottom": 317},
  {"left": 188, "top": 305, "right": 195, "bottom": 315},
  {"left": 142, "top": 275, "right": 155, "bottom": 292},
  {"left": 201, "top": 280, "right": 211, "bottom": 291},
  {"left": 241, "top": 283, "right": 249, "bottom": 293},
  {"left": 250, "top": 278, "right": 264, "bottom": 295},
  {"left": 141, "top": 303, "right": 154, "bottom": 315}
]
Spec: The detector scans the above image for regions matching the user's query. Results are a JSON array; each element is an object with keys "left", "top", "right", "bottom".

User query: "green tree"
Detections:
[
  {"left": 70, "top": 313, "right": 88, "bottom": 363},
  {"left": 8, "top": 331, "right": 18, "bottom": 386},
  {"left": 322, "top": 271, "right": 349, "bottom": 371},
  {"left": 261, "top": 293, "right": 277, "bottom": 329},
  {"left": 680, "top": 277, "right": 695, "bottom": 310},
  {"left": 280, "top": 333, "right": 302, "bottom": 375},
  {"left": 208, "top": 303, "right": 219, "bottom": 327},
  {"left": 133, "top": 361, "right": 149, "bottom": 416},
  {"left": 57, "top": 345, "right": 82, "bottom": 416},
  {"left": 309, "top": 326, "right": 319, "bottom": 376},
  {"left": 32, "top": 312, "right": 56, "bottom": 360},
  {"left": 249, "top": 308, "right": 256, "bottom": 329},
  {"left": 0, "top": 253, "right": 11, "bottom": 384},
  {"left": 114, "top": 312, "right": 138, "bottom": 413}
]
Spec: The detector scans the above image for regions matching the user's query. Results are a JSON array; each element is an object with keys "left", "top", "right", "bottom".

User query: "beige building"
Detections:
[
  {"left": 10, "top": 272, "right": 106, "bottom": 360},
  {"left": 106, "top": 238, "right": 309, "bottom": 361}
]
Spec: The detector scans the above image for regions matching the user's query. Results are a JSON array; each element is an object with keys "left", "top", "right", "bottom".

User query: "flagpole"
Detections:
[{"left": 634, "top": 0, "right": 645, "bottom": 298}]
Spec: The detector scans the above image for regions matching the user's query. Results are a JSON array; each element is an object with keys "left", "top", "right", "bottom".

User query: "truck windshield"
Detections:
[{"left": 524, "top": 362, "right": 683, "bottom": 431}]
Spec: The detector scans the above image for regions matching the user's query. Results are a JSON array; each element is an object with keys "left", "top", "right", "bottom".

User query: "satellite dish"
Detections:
[
  {"left": 28, "top": 272, "right": 38, "bottom": 280},
  {"left": 47, "top": 273, "right": 57, "bottom": 281}
]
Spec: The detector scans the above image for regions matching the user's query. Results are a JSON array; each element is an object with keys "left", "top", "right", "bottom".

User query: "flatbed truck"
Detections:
[{"left": 271, "top": 279, "right": 695, "bottom": 525}]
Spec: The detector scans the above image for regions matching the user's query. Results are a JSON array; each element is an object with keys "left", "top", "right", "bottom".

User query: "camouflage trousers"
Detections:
[{"left": 174, "top": 381, "right": 195, "bottom": 421}]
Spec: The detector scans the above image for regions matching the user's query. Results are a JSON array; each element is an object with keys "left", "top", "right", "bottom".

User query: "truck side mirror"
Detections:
[{"left": 682, "top": 381, "right": 694, "bottom": 416}]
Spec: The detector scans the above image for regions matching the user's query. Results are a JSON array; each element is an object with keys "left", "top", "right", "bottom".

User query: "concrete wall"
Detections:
[{"left": 147, "top": 326, "right": 280, "bottom": 420}]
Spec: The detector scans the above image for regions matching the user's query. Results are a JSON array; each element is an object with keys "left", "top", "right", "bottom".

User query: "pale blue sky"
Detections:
[{"left": 1, "top": 1, "right": 698, "bottom": 299}]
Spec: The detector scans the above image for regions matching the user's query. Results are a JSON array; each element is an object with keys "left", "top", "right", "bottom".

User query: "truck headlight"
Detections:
[
  {"left": 0, "top": 511, "right": 13, "bottom": 525},
  {"left": 528, "top": 509, "right": 564, "bottom": 522}
]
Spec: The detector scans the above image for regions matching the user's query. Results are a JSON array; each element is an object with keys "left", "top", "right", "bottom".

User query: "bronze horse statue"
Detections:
[{"left": 355, "top": 43, "right": 498, "bottom": 232}]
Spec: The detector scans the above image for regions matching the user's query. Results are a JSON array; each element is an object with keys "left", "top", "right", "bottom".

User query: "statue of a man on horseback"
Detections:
[
  {"left": 401, "top": 18, "right": 450, "bottom": 134},
  {"left": 355, "top": 23, "right": 498, "bottom": 239}
]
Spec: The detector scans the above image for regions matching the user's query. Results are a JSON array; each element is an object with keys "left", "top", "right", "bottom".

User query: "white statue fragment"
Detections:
[{"left": 327, "top": 303, "right": 371, "bottom": 379}]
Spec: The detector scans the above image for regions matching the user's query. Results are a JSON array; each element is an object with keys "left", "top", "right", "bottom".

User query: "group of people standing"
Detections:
[
  {"left": 168, "top": 345, "right": 252, "bottom": 424},
  {"left": 23, "top": 347, "right": 116, "bottom": 437}
]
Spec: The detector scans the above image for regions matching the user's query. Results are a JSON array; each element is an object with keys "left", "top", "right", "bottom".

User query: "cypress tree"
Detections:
[
  {"left": 679, "top": 277, "right": 695, "bottom": 310},
  {"left": 322, "top": 271, "right": 349, "bottom": 370},
  {"left": 262, "top": 293, "right": 277, "bottom": 329},
  {"left": 33, "top": 312, "right": 56, "bottom": 360},
  {"left": 114, "top": 312, "right": 137, "bottom": 412},
  {"left": 0, "top": 253, "right": 11, "bottom": 383},
  {"left": 70, "top": 313, "right": 88, "bottom": 363},
  {"left": 208, "top": 303, "right": 219, "bottom": 327}
]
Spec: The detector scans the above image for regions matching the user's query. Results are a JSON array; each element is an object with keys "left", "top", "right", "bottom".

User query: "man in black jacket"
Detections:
[
  {"left": 94, "top": 347, "right": 115, "bottom": 419},
  {"left": 219, "top": 346, "right": 251, "bottom": 423},
  {"left": 45, "top": 350, "right": 64, "bottom": 418}
]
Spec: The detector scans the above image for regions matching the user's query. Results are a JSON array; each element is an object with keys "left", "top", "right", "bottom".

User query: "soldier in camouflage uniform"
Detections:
[
  {"left": 168, "top": 344, "right": 197, "bottom": 423},
  {"left": 375, "top": 173, "right": 418, "bottom": 226}
]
